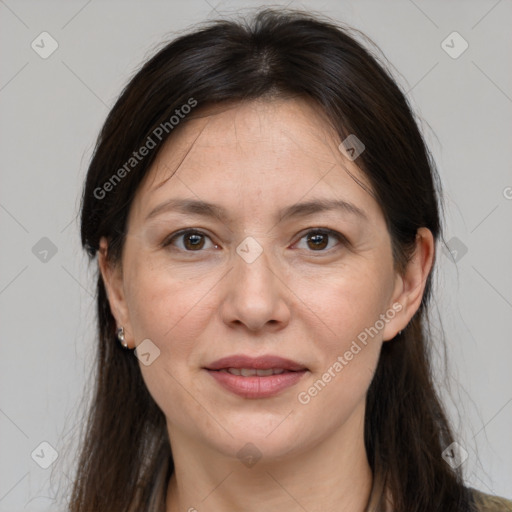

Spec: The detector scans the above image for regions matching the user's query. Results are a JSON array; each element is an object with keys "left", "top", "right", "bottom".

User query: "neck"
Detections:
[{"left": 165, "top": 402, "right": 373, "bottom": 512}]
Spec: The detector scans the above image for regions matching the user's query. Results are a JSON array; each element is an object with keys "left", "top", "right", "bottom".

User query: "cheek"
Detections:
[
  {"left": 293, "top": 260, "right": 394, "bottom": 350},
  {"left": 292, "top": 271, "right": 386, "bottom": 430},
  {"left": 122, "top": 258, "right": 218, "bottom": 431},
  {"left": 290, "top": 259, "right": 392, "bottom": 412},
  {"left": 124, "top": 255, "right": 217, "bottom": 350},
  {"left": 294, "top": 350, "right": 379, "bottom": 449}
]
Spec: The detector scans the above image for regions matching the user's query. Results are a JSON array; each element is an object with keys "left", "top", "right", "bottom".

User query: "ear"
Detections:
[
  {"left": 382, "top": 227, "right": 435, "bottom": 341},
  {"left": 98, "top": 236, "right": 134, "bottom": 349}
]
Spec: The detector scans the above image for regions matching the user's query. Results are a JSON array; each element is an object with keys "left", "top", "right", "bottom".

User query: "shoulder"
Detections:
[{"left": 470, "top": 488, "right": 512, "bottom": 512}]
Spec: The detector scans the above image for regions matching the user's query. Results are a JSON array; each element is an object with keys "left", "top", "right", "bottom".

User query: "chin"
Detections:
[{"left": 198, "top": 413, "right": 312, "bottom": 463}]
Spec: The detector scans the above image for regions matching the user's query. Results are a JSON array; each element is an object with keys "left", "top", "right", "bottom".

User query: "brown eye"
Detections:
[
  {"left": 164, "top": 230, "right": 216, "bottom": 252},
  {"left": 294, "top": 229, "right": 345, "bottom": 252},
  {"left": 306, "top": 232, "right": 329, "bottom": 250},
  {"left": 183, "top": 232, "right": 205, "bottom": 250}
]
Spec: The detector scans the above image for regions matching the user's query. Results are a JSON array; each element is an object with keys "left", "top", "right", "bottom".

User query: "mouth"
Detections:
[
  {"left": 217, "top": 367, "right": 292, "bottom": 376},
  {"left": 205, "top": 354, "right": 307, "bottom": 372},
  {"left": 204, "top": 355, "right": 308, "bottom": 399}
]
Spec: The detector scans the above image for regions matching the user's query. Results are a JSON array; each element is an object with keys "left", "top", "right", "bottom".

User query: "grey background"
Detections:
[{"left": 0, "top": 0, "right": 511, "bottom": 510}]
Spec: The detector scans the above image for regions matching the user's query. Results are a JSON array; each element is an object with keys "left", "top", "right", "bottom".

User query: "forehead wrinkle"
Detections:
[
  {"left": 151, "top": 98, "right": 337, "bottom": 189},
  {"left": 147, "top": 101, "right": 250, "bottom": 192},
  {"left": 150, "top": 101, "right": 262, "bottom": 191},
  {"left": 261, "top": 161, "right": 338, "bottom": 236},
  {"left": 277, "top": 125, "right": 338, "bottom": 170},
  {"left": 149, "top": 116, "right": 214, "bottom": 193},
  {"left": 143, "top": 98, "right": 376, "bottom": 227},
  {"left": 274, "top": 97, "right": 376, "bottom": 200},
  {"left": 316, "top": 126, "right": 375, "bottom": 201}
]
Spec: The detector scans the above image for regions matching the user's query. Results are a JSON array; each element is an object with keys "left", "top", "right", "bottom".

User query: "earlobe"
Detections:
[
  {"left": 383, "top": 228, "right": 435, "bottom": 341},
  {"left": 98, "top": 237, "right": 133, "bottom": 348}
]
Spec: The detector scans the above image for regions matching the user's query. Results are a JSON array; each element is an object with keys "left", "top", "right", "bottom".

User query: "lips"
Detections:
[
  {"left": 222, "top": 368, "right": 286, "bottom": 376},
  {"left": 204, "top": 355, "right": 308, "bottom": 399},
  {"left": 205, "top": 354, "right": 307, "bottom": 372}
]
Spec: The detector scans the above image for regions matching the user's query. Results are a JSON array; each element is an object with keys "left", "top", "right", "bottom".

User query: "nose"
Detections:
[{"left": 219, "top": 243, "right": 291, "bottom": 333}]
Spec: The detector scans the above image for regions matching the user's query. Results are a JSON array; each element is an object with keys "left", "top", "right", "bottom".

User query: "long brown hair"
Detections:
[{"left": 74, "top": 8, "right": 473, "bottom": 511}]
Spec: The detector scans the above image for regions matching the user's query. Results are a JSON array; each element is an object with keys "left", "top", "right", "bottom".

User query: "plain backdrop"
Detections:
[{"left": 0, "top": 0, "right": 511, "bottom": 510}]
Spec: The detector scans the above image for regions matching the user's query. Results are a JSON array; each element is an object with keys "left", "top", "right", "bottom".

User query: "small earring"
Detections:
[
  {"left": 117, "top": 327, "right": 129, "bottom": 349},
  {"left": 398, "top": 330, "right": 402, "bottom": 336}
]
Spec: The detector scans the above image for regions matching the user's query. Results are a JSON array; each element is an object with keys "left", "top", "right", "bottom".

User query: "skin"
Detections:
[{"left": 99, "top": 97, "right": 434, "bottom": 512}]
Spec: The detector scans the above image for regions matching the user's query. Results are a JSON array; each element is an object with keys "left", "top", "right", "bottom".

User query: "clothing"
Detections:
[
  {"left": 471, "top": 488, "right": 512, "bottom": 511},
  {"left": 158, "top": 460, "right": 512, "bottom": 512},
  {"left": 364, "top": 472, "right": 512, "bottom": 512}
]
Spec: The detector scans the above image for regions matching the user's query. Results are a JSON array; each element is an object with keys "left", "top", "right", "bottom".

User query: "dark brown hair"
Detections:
[{"left": 74, "top": 8, "right": 473, "bottom": 511}]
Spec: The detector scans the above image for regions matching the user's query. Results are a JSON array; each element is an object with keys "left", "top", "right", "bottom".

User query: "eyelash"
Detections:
[{"left": 162, "top": 228, "right": 348, "bottom": 254}]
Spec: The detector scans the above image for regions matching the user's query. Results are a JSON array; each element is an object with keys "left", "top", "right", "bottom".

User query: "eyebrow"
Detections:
[{"left": 146, "top": 197, "right": 368, "bottom": 223}]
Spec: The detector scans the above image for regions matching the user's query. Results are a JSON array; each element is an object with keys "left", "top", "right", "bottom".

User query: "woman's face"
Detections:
[{"left": 103, "top": 98, "right": 413, "bottom": 461}]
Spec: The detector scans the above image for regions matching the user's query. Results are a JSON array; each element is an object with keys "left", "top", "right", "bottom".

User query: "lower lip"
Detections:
[{"left": 206, "top": 369, "right": 307, "bottom": 398}]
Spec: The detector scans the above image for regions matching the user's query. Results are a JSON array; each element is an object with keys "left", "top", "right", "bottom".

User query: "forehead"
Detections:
[{"left": 131, "top": 98, "right": 381, "bottom": 225}]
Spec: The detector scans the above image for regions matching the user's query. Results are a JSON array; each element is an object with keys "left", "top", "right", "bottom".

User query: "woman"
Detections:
[{"left": 73, "top": 8, "right": 512, "bottom": 512}]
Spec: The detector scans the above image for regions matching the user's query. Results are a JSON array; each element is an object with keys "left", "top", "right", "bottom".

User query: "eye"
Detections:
[
  {"left": 162, "top": 228, "right": 346, "bottom": 253},
  {"left": 163, "top": 229, "right": 218, "bottom": 252},
  {"left": 293, "top": 228, "right": 346, "bottom": 252}
]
